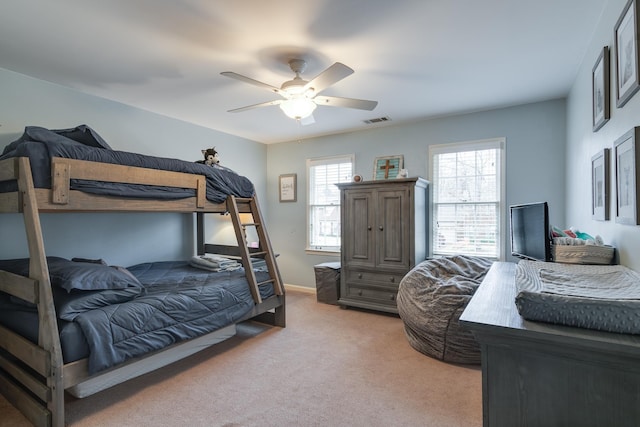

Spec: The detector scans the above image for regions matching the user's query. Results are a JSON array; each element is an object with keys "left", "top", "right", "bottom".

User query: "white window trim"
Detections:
[
  {"left": 305, "top": 154, "right": 354, "bottom": 255},
  {"left": 428, "top": 138, "right": 506, "bottom": 260}
]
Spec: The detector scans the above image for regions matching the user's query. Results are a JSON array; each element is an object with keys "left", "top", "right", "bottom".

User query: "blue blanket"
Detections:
[
  {"left": 0, "top": 259, "right": 275, "bottom": 373},
  {"left": 0, "top": 125, "right": 254, "bottom": 203},
  {"left": 76, "top": 261, "right": 274, "bottom": 374}
]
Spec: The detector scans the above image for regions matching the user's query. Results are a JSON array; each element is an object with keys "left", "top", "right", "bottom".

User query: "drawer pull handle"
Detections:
[
  {"left": 379, "top": 226, "right": 384, "bottom": 231},
  {"left": 358, "top": 273, "right": 363, "bottom": 279},
  {"left": 390, "top": 277, "right": 395, "bottom": 283},
  {"left": 390, "top": 294, "right": 395, "bottom": 301},
  {"left": 358, "top": 290, "right": 363, "bottom": 296},
  {"left": 367, "top": 226, "right": 372, "bottom": 230}
]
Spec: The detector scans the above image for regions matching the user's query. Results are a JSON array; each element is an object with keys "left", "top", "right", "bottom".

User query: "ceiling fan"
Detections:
[{"left": 221, "top": 59, "right": 378, "bottom": 125}]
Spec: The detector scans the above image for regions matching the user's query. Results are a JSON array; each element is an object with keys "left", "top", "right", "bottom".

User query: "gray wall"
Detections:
[
  {"left": 566, "top": 0, "right": 640, "bottom": 271},
  {"left": 266, "top": 99, "right": 567, "bottom": 288},
  {"left": 0, "top": 68, "right": 267, "bottom": 266}
]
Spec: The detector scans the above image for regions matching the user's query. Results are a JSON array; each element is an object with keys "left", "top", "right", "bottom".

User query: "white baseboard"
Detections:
[{"left": 284, "top": 283, "right": 316, "bottom": 294}]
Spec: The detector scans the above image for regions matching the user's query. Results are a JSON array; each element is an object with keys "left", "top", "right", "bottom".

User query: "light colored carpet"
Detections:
[{"left": 0, "top": 290, "right": 482, "bottom": 427}]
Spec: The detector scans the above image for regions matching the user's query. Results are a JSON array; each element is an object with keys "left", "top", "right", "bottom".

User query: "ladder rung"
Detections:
[
  {"left": 251, "top": 251, "right": 267, "bottom": 257},
  {"left": 241, "top": 222, "right": 260, "bottom": 227},
  {"left": 234, "top": 197, "right": 253, "bottom": 203},
  {"left": 257, "top": 279, "right": 275, "bottom": 286}
]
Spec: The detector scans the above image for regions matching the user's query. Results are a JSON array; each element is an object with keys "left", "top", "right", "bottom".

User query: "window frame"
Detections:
[
  {"left": 428, "top": 138, "right": 506, "bottom": 260},
  {"left": 306, "top": 154, "right": 354, "bottom": 255}
]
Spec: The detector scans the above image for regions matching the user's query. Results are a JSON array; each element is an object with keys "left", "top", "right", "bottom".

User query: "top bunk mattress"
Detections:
[
  {"left": 0, "top": 125, "right": 254, "bottom": 203},
  {"left": 515, "top": 260, "right": 640, "bottom": 335}
]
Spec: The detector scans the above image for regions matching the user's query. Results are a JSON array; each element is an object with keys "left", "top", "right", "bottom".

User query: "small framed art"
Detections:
[
  {"left": 615, "top": 0, "right": 640, "bottom": 108},
  {"left": 373, "top": 155, "right": 403, "bottom": 180},
  {"left": 614, "top": 128, "right": 640, "bottom": 224},
  {"left": 591, "top": 148, "right": 610, "bottom": 220},
  {"left": 279, "top": 173, "right": 297, "bottom": 202},
  {"left": 592, "top": 47, "right": 610, "bottom": 131}
]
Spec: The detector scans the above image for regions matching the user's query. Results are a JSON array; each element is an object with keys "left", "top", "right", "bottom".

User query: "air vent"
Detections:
[{"left": 363, "top": 116, "right": 391, "bottom": 125}]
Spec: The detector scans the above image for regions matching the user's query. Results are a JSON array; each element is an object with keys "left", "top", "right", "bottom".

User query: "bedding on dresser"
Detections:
[
  {"left": 515, "top": 260, "right": 640, "bottom": 335},
  {"left": 0, "top": 125, "right": 254, "bottom": 203},
  {"left": 0, "top": 258, "right": 274, "bottom": 374}
]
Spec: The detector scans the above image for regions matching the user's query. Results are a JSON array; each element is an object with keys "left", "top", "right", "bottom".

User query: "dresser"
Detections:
[
  {"left": 460, "top": 262, "right": 640, "bottom": 427},
  {"left": 337, "top": 177, "right": 429, "bottom": 313}
]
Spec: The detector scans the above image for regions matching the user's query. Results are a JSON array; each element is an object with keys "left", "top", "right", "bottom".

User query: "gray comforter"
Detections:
[
  {"left": 76, "top": 261, "right": 274, "bottom": 374},
  {"left": 0, "top": 125, "right": 254, "bottom": 203},
  {"left": 0, "top": 259, "right": 274, "bottom": 374}
]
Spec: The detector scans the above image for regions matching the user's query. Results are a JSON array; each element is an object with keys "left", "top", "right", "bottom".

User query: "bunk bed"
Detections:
[{"left": 0, "top": 126, "right": 285, "bottom": 427}]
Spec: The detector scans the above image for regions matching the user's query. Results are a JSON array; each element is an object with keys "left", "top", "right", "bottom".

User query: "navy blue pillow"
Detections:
[
  {"left": 51, "top": 125, "right": 112, "bottom": 150},
  {"left": 2, "top": 124, "right": 112, "bottom": 156},
  {"left": 0, "top": 257, "right": 142, "bottom": 292}
]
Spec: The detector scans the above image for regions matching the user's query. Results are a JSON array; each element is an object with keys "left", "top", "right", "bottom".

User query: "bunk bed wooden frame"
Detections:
[{"left": 0, "top": 156, "right": 285, "bottom": 427}]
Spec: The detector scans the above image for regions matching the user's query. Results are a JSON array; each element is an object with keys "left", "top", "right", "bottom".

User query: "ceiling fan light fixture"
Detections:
[
  {"left": 279, "top": 97, "right": 317, "bottom": 120},
  {"left": 222, "top": 60, "right": 376, "bottom": 122}
]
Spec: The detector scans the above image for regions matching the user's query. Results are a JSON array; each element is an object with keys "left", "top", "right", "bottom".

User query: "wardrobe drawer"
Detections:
[
  {"left": 344, "top": 285, "right": 398, "bottom": 304},
  {"left": 345, "top": 269, "right": 404, "bottom": 286}
]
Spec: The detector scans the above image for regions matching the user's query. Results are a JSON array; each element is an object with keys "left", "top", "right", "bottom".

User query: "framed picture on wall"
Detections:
[
  {"left": 592, "top": 47, "right": 610, "bottom": 131},
  {"left": 373, "top": 155, "right": 403, "bottom": 180},
  {"left": 615, "top": 0, "right": 640, "bottom": 108},
  {"left": 591, "top": 148, "right": 610, "bottom": 220},
  {"left": 279, "top": 173, "right": 297, "bottom": 202},
  {"left": 614, "top": 128, "right": 640, "bottom": 224}
]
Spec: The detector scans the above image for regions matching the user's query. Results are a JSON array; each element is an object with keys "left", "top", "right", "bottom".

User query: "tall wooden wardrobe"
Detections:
[{"left": 337, "top": 177, "right": 429, "bottom": 313}]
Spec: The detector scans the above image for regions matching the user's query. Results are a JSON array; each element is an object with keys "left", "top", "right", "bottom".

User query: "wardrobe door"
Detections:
[
  {"left": 376, "top": 187, "right": 410, "bottom": 270},
  {"left": 343, "top": 189, "right": 375, "bottom": 268}
]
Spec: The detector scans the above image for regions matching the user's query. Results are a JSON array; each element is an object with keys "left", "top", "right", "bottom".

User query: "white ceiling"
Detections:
[{"left": 0, "top": 0, "right": 607, "bottom": 144}]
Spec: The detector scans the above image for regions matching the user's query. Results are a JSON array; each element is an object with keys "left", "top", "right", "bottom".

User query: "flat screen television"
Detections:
[{"left": 510, "top": 202, "right": 551, "bottom": 262}]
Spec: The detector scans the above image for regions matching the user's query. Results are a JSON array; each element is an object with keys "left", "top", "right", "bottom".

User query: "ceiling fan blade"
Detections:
[
  {"left": 314, "top": 95, "right": 378, "bottom": 111},
  {"left": 304, "top": 62, "right": 354, "bottom": 95},
  {"left": 227, "top": 99, "right": 283, "bottom": 113},
  {"left": 221, "top": 71, "right": 284, "bottom": 95},
  {"left": 299, "top": 114, "right": 315, "bottom": 126}
]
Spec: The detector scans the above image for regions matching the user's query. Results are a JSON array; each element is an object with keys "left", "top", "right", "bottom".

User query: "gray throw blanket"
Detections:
[{"left": 515, "top": 260, "right": 640, "bottom": 334}]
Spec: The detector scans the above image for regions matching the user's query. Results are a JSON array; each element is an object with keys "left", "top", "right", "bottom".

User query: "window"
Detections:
[
  {"left": 429, "top": 138, "right": 505, "bottom": 259},
  {"left": 307, "top": 155, "right": 354, "bottom": 253}
]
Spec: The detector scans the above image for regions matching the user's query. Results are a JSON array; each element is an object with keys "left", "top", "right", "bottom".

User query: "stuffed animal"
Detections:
[{"left": 196, "top": 148, "right": 220, "bottom": 166}]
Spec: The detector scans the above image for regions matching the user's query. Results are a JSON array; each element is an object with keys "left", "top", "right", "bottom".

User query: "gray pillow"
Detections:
[
  {"left": 2, "top": 124, "right": 112, "bottom": 156},
  {"left": 0, "top": 257, "right": 142, "bottom": 292}
]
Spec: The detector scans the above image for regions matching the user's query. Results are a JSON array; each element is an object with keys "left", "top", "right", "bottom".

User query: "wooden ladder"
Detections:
[{"left": 226, "top": 195, "right": 284, "bottom": 304}]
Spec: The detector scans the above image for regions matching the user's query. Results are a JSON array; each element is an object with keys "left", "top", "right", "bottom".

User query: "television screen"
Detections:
[{"left": 510, "top": 202, "right": 551, "bottom": 262}]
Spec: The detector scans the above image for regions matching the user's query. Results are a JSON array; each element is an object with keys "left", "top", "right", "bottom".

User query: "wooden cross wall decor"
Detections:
[
  {"left": 380, "top": 159, "right": 395, "bottom": 179},
  {"left": 373, "top": 155, "right": 403, "bottom": 180}
]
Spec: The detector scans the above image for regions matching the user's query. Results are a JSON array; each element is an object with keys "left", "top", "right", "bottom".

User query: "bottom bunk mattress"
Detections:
[{"left": 0, "top": 259, "right": 274, "bottom": 374}]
